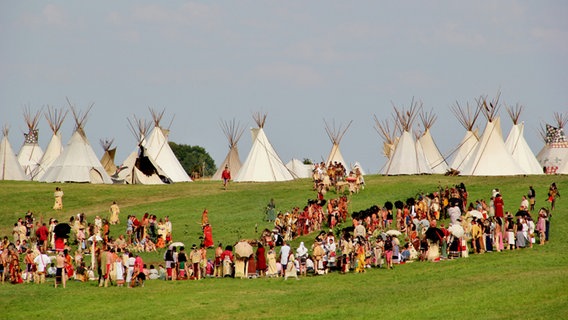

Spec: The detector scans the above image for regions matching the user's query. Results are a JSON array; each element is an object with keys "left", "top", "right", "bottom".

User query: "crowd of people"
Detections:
[{"left": 0, "top": 177, "right": 560, "bottom": 286}]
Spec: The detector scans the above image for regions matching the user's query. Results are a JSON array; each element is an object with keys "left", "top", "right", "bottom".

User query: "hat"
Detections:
[{"left": 191, "top": 244, "right": 197, "bottom": 249}]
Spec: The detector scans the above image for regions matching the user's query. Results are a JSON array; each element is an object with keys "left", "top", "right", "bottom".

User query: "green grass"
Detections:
[{"left": 0, "top": 175, "right": 567, "bottom": 319}]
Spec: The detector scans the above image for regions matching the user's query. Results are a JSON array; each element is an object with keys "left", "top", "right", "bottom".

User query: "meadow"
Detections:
[{"left": 0, "top": 174, "right": 567, "bottom": 320}]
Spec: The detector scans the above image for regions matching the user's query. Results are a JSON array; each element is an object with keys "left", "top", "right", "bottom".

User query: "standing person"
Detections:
[
  {"left": 494, "top": 194, "right": 504, "bottom": 219},
  {"left": 189, "top": 245, "right": 201, "bottom": 280},
  {"left": 278, "top": 241, "right": 290, "bottom": 276},
  {"left": 214, "top": 243, "right": 223, "bottom": 278},
  {"left": 295, "top": 242, "right": 308, "bottom": 276},
  {"left": 547, "top": 182, "right": 559, "bottom": 211},
  {"left": 256, "top": 243, "right": 267, "bottom": 277},
  {"left": 35, "top": 223, "right": 49, "bottom": 253},
  {"left": 384, "top": 236, "right": 394, "bottom": 269},
  {"left": 266, "top": 199, "right": 276, "bottom": 222},
  {"left": 284, "top": 251, "right": 298, "bottom": 280},
  {"left": 203, "top": 224, "right": 214, "bottom": 249},
  {"left": 109, "top": 201, "right": 120, "bottom": 225},
  {"left": 53, "top": 187, "right": 64, "bottom": 210},
  {"left": 528, "top": 186, "right": 536, "bottom": 212},
  {"left": 520, "top": 196, "right": 530, "bottom": 211},
  {"left": 33, "top": 249, "right": 51, "bottom": 284},
  {"left": 221, "top": 165, "right": 231, "bottom": 190},
  {"left": 54, "top": 252, "right": 66, "bottom": 288},
  {"left": 266, "top": 245, "right": 278, "bottom": 277}
]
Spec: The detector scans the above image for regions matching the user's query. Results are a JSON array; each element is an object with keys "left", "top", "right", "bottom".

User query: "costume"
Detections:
[
  {"left": 203, "top": 225, "right": 214, "bottom": 248},
  {"left": 266, "top": 248, "right": 277, "bottom": 276},
  {"left": 53, "top": 189, "right": 63, "bottom": 210},
  {"left": 109, "top": 203, "right": 120, "bottom": 225},
  {"left": 256, "top": 246, "right": 267, "bottom": 272},
  {"left": 494, "top": 195, "right": 504, "bottom": 218}
]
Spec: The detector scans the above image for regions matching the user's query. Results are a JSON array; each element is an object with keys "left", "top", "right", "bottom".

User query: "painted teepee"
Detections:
[
  {"left": 36, "top": 106, "right": 68, "bottom": 180},
  {"left": 17, "top": 107, "right": 44, "bottom": 179},
  {"left": 143, "top": 108, "right": 191, "bottom": 182},
  {"left": 234, "top": 112, "right": 294, "bottom": 182},
  {"left": 449, "top": 101, "right": 482, "bottom": 171},
  {"left": 504, "top": 105, "right": 543, "bottom": 175},
  {"left": 1, "top": 126, "right": 27, "bottom": 181},
  {"left": 117, "top": 116, "right": 169, "bottom": 184},
  {"left": 416, "top": 110, "right": 449, "bottom": 174},
  {"left": 39, "top": 99, "right": 113, "bottom": 184},
  {"left": 212, "top": 118, "right": 244, "bottom": 180},
  {"left": 100, "top": 138, "right": 117, "bottom": 176},
  {"left": 537, "top": 112, "right": 568, "bottom": 174},
  {"left": 381, "top": 99, "right": 432, "bottom": 175},
  {"left": 324, "top": 119, "right": 352, "bottom": 168},
  {"left": 460, "top": 94, "right": 524, "bottom": 176}
]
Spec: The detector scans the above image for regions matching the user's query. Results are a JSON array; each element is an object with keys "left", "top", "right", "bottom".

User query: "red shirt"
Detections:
[
  {"left": 221, "top": 169, "right": 231, "bottom": 180},
  {"left": 36, "top": 225, "right": 49, "bottom": 241}
]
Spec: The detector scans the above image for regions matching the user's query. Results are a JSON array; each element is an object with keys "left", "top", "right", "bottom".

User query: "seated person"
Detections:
[
  {"left": 47, "top": 263, "right": 57, "bottom": 278},
  {"left": 400, "top": 243, "right": 412, "bottom": 262},
  {"left": 75, "top": 262, "right": 88, "bottom": 282},
  {"left": 148, "top": 265, "right": 159, "bottom": 280}
]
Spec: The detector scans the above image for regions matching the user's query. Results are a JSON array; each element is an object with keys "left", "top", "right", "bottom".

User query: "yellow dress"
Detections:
[
  {"left": 53, "top": 191, "right": 63, "bottom": 210},
  {"left": 109, "top": 204, "right": 120, "bottom": 224}
]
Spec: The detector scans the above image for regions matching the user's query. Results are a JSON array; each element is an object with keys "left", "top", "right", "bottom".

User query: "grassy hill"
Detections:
[{"left": 0, "top": 175, "right": 566, "bottom": 319}]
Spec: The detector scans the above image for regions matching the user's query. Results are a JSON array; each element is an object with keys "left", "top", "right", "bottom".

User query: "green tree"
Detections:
[{"left": 169, "top": 142, "right": 216, "bottom": 177}]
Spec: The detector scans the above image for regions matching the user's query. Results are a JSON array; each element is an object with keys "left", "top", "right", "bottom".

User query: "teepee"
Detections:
[
  {"left": 1, "top": 126, "right": 27, "bottom": 181},
  {"left": 143, "top": 108, "right": 191, "bottom": 183},
  {"left": 374, "top": 115, "right": 399, "bottom": 160},
  {"left": 286, "top": 158, "right": 313, "bottom": 179},
  {"left": 117, "top": 116, "right": 169, "bottom": 184},
  {"left": 449, "top": 101, "right": 482, "bottom": 171},
  {"left": 416, "top": 110, "right": 449, "bottom": 174},
  {"left": 234, "top": 112, "right": 294, "bottom": 182},
  {"left": 459, "top": 95, "right": 524, "bottom": 176},
  {"left": 381, "top": 99, "right": 432, "bottom": 175},
  {"left": 36, "top": 106, "right": 68, "bottom": 180},
  {"left": 100, "top": 138, "right": 117, "bottom": 176},
  {"left": 212, "top": 118, "right": 244, "bottom": 180},
  {"left": 17, "top": 107, "right": 44, "bottom": 179},
  {"left": 537, "top": 113, "right": 568, "bottom": 174},
  {"left": 324, "top": 119, "right": 352, "bottom": 168},
  {"left": 39, "top": 100, "right": 113, "bottom": 184},
  {"left": 504, "top": 105, "right": 543, "bottom": 175}
]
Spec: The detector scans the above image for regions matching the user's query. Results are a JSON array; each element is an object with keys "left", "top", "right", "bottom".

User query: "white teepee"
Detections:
[
  {"left": 142, "top": 108, "right": 191, "bottom": 183},
  {"left": 100, "top": 138, "right": 117, "bottom": 177},
  {"left": 117, "top": 116, "right": 168, "bottom": 184},
  {"left": 381, "top": 100, "right": 432, "bottom": 175},
  {"left": 36, "top": 107, "right": 67, "bottom": 180},
  {"left": 286, "top": 158, "right": 313, "bottom": 178},
  {"left": 504, "top": 105, "right": 543, "bottom": 175},
  {"left": 234, "top": 113, "right": 294, "bottom": 182},
  {"left": 417, "top": 110, "right": 449, "bottom": 174},
  {"left": 212, "top": 119, "right": 244, "bottom": 180},
  {"left": 449, "top": 101, "right": 482, "bottom": 171},
  {"left": 39, "top": 100, "right": 113, "bottom": 184},
  {"left": 324, "top": 119, "right": 352, "bottom": 168},
  {"left": 17, "top": 107, "right": 43, "bottom": 179},
  {"left": 374, "top": 115, "right": 399, "bottom": 160},
  {"left": 1, "top": 126, "right": 27, "bottom": 181},
  {"left": 460, "top": 96, "right": 524, "bottom": 176},
  {"left": 537, "top": 113, "right": 568, "bottom": 174}
]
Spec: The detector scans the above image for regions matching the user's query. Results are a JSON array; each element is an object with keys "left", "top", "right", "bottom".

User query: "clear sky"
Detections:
[{"left": 1, "top": 1, "right": 566, "bottom": 174}]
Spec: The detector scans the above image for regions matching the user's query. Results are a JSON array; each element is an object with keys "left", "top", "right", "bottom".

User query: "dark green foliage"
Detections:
[{"left": 169, "top": 141, "right": 216, "bottom": 177}]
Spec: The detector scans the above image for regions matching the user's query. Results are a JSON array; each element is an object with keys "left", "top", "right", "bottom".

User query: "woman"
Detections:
[
  {"left": 284, "top": 251, "right": 298, "bottom": 280},
  {"left": 505, "top": 215, "right": 515, "bottom": 250},
  {"left": 384, "top": 235, "right": 394, "bottom": 269},
  {"left": 256, "top": 243, "right": 267, "bottom": 277},
  {"left": 53, "top": 187, "right": 64, "bottom": 210},
  {"left": 494, "top": 217, "right": 504, "bottom": 252},
  {"left": 203, "top": 224, "right": 214, "bottom": 248},
  {"left": 537, "top": 209, "right": 547, "bottom": 245},
  {"left": 109, "top": 201, "right": 120, "bottom": 225},
  {"left": 515, "top": 218, "right": 526, "bottom": 249},
  {"left": 355, "top": 240, "right": 366, "bottom": 273},
  {"left": 266, "top": 245, "right": 278, "bottom": 277}
]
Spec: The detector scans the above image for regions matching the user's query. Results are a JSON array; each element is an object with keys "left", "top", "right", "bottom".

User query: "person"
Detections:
[
  {"left": 494, "top": 194, "right": 504, "bottom": 218},
  {"left": 221, "top": 165, "right": 231, "bottom": 190},
  {"left": 203, "top": 223, "right": 214, "bottom": 248},
  {"left": 537, "top": 209, "right": 547, "bottom": 245},
  {"left": 190, "top": 244, "right": 201, "bottom": 280},
  {"left": 148, "top": 265, "right": 159, "bottom": 280},
  {"left": 177, "top": 246, "right": 188, "bottom": 279},
  {"left": 53, "top": 187, "right": 64, "bottom": 210},
  {"left": 109, "top": 201, "right": 120, "bottom": 225},
  {"left": 296, "top": 242, "right": 308, "bottom": 276},
  {"left": 35, "top": 223, "right": 49, "bottom": 253},
  {"left": 520, "top": 196, "right": 530, "bottom": 211},
  {"left": 220, "top": 245, "right": 234, "bottom": 277},
  {"left": 54, "top": 252, "right": 66, "bottom": 288},
  {"left": 266, "top": 199, "right": 276, "bottom": 222},
  {"left": 266, "top": 245, "right": 278, "bottom": 277},
  {"left": 256, "top": 243, "right": 267, "bottom": 277},
  {"left": 384, "top": 235, "right": 394, "bottom": 269},
  {"left": 279, "top": 241, "right": 291, "bottom": 275},
  {"left": 547, "top": 182, "right": 559, "bottom": 211},
  {"left": 284, "top": 251, "right": 298, "bottom": 280},
  {"left": 528, "top": 186, "right": 536, "bottom": 212}
]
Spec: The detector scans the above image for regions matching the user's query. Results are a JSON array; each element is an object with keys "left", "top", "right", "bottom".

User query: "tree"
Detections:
[{"left": 169, "top": 142, "right": 216, "bottom": 177}]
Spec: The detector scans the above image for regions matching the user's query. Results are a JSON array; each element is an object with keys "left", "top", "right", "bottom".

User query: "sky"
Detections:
[{"left": 1, "top": 1, "right": 567, "bottom": 174}]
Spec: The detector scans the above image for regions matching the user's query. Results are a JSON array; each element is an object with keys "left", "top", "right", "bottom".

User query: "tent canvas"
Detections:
[
  {"left": 17, "top": 107, "right": 43, "bottom": 179},
  {"left": 459, "top": 97, "right": 524, "bottom": 176},
  {"left": 417, "top": 111, "right": 448, "bottom": 174},
  {"left": 36, "top": 107, "right": 67, "bottom": 180},
  {"left": 234, "top": 113, "right": 294, "bottom": 182},
  {"left": 142, "top": 109, "right": 191, "bottom": 183},
  {"left": 0, "top": 126, "right": 27, "bottom": 181},
  {"left": 324, "top": 120, "right": 352, "bottom": 168},
  {"left": 537, "top": 113, "right": 568, "bottom": 174},
  {"left": 449, "top": 101, "right": 482, "bottom": 171},
  {"left": 212, "top": 119, "right": 244, "bottom": 180},
  {"left": 504, "top": 106, "right": 543, "bottom": 175},
  {"left": 286, "top": 158, "right": 313, "bottom": 179},
  {"left": 39, "top": 101, "right": 113, "bottom": 184},
  {"left": 100, "top": 138, "right": 118, "bottom": 177}
]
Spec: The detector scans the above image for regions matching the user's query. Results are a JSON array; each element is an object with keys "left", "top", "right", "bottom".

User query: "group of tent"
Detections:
[
  {"left": 0, "top": 102, "right": 191, "bottom": 184},
  {"left": 375, "top": 95, "right": 568, "bottom": 176},
  {"left": 2, "top": 97, "right": 567, "bottom": 184}
]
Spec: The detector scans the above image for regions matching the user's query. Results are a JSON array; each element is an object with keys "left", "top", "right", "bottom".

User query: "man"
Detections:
[
  {"left": 221, "top": 165, "right": 231, "bottom": 190},
  {"left": 279, "top": 241, "right": 290, "bottom": 275},
  {"left": 34, "top": 249, "right": 51, "bottom": 284},
  {"left": 190, "top": 244, "right": 201, "bottom": 279},
  {"left": 528, "top": 186, "right": 536, "bottom": 211}
]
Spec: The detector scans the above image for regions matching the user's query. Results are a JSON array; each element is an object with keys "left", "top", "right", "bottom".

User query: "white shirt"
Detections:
[{"left": 34, "top": 254, "right": 51, "bottom": 273}]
